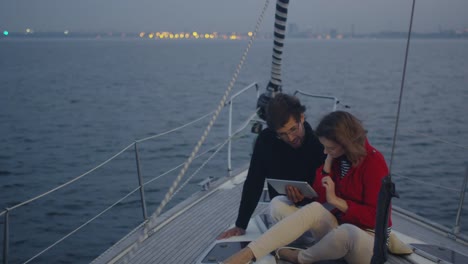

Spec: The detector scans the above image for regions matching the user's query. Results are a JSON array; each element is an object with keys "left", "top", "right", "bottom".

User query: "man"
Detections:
[{"left": 218, "top": 93, "right": 326, "bottom": 239}]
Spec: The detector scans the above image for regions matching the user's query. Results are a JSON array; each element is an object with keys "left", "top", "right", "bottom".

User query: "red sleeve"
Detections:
[{"left": 339, "top": 150, "right": 389, "bottom": 229}]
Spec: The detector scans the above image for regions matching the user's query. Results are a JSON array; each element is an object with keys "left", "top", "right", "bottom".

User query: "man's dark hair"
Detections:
[{"left": 266, "top": 93, "right": 306, "bottom": 130}]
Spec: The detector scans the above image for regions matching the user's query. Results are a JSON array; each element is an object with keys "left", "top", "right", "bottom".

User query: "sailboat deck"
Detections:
[{"left": 93, "top": 170, "right": 466, "bottom": 264}]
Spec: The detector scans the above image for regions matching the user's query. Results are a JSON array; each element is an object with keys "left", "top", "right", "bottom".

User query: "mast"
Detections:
[{"left": 256, "top": 0, "right": 290, "bottom": 121}]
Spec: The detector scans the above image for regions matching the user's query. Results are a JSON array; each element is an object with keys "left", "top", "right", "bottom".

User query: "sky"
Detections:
[{"left": 1, "top": 0, "right": 467, "bottom": 34}]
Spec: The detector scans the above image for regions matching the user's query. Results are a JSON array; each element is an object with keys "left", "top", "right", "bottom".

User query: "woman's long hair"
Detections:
[{"left": 316, "top": 111, "right": 367, "bottom": 166}]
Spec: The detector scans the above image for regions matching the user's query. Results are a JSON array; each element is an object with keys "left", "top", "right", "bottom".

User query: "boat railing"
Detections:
[
  {"left": 0, "top": 82, "right": 260, "bottom": 264},
  {"left": 294, "top": 90, "right": 340, "bottom": 112},
  {"left": 386, "top": 124, "right": 468, "bottom": 240},
  {"left": 227, "top": 83, "right": 260, "bottom": 172},
  {"left": 375, "top": 120, "right": 468, "bottom": 241},
  {"left": 392, "top": 159, "right": 468, "bottom": 241}
]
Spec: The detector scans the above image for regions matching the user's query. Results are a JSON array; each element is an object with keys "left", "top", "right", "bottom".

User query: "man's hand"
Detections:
[
  {"left": 285, "top": 185, "right": 305, "bottom": 203},
  {"left": 217, "top": 226, "right": 246, "bottom": 240}
]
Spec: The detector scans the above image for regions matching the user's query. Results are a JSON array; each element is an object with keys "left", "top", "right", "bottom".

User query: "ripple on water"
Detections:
[
  {"left": 2, "top": 183, "right": 25, "bottom": 188},
  {"left": 46, "top": 211, "right": 72, "bottom": 217},
  {"left": 63, "top": 204, "right": 84, "bottom": 210},
  {"left": 0, "top": 170, "right": 12, "bottom": 176},
  {"left": 0, "top": 154, "right": 12, "bottom": 161},
  {"left": 13, "top": 239, "right": 28, "bottom": 246}
]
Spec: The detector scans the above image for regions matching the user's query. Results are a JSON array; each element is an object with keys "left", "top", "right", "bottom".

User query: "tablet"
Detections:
[{"left": 266, "top": 179, "right": 317, "bottom": 198}]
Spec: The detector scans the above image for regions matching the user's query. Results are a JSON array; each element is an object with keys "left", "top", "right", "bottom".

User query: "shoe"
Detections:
[
  {"left": 219, "top": 260, "right": 253, "bottom": 264},
  {"left": 274, "top": 246, "right": 302, "bottom": 261}
]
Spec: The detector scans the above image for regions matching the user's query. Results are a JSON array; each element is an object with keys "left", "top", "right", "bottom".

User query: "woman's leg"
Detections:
[
  {"left": 297, "top": 224, "right": 374, "bottom": 264},
  {"left": 248, "top": 202, "right": 338, "bottom": 260},
  {"left": 269, "top": 196, "right": 315, "bottom": 245}
]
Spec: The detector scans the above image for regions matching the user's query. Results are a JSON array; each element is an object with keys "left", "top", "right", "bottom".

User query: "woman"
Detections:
[{"left": 223, "top": 111, "right": 390, "bottom": 264}]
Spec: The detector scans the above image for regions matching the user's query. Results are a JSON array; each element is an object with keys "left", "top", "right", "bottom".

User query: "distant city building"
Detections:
[{"left": 288, "top": 23, "right": 299, "bottom": 36}]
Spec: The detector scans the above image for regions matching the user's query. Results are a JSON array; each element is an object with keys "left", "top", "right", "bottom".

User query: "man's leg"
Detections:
[
  {"left": 269, "top": 195, "right": 299, "bottom": 222},
  {"left": 269, "top": 196, "right": 314, "bottom": 246}
]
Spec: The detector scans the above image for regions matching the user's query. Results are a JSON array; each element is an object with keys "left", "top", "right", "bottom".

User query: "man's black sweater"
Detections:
[{"left": 235, "top": 121, "right": 326, "bottom": 229}]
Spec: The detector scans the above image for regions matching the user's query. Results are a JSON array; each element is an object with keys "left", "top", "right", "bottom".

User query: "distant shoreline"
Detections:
[{"left": 1, "top": 30, "right": 467, "bottom": 40}]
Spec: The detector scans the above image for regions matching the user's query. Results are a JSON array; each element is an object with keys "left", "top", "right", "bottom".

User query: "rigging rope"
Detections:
[
  {"left": 123, "top": 0, "right": 272, "bottom": 262},
  {"left": 388, "top": 0, "right": 416, "bottom": 177},
  {"left": 172, "top": 111, "right": 258, "bottom": 198}
]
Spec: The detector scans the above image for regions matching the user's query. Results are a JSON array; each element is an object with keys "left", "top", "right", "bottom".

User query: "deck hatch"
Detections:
[
  {"left": 200, "top": 241, "right": 251, "bottom": 263},
  {"left": 411, "top": 243, "right": 468, "bottom": 264}
]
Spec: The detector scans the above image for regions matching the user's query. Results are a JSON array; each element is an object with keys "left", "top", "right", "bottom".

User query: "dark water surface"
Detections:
[{"left": 1, "top": 38, "right": 467, "bottom": 263}]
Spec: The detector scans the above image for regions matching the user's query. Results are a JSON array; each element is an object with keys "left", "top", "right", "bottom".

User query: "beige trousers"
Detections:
[
  {"left": 269, "top": 195, "right": 300, "bottom": 222},
  {"left": 249, "top": 201, "right": 375, "bottom": 264}
]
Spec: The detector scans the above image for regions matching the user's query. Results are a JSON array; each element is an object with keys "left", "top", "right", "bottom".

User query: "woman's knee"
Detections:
[
  {"left": 301, "top": 201, "right": 327, "bottom": 215},
  {"left": 338, "top": 224, "right": 358, "bottom": 231},
  {"left": 303, "top": 201, "right": 322, "bottom": 209},
  {"left": 336, "top": 224, "right": 359, "bottom": 237},
  {"left": 334, "top": 224, "right": 364, "bottom": 247}
]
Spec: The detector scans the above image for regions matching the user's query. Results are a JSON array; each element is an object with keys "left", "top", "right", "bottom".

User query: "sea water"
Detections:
[{"left": 1, "top": 38, "right": 467, "bottom": 263}]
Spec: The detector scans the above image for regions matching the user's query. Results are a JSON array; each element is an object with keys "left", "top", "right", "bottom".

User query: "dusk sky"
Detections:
[{"left": 1, "top": 0, "right": 467, "bottom": 34}]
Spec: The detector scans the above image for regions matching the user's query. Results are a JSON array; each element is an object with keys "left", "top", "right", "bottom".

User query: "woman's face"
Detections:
[{"left": 319, "top": 137, "right": 345, "bottom": 158}]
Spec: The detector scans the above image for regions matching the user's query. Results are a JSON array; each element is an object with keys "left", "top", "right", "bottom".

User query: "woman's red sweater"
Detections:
[{"left": 313, "top": 140, "right": 391, "bottom": 230}]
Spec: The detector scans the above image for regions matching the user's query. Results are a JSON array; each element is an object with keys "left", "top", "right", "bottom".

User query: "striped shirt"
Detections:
[{"left": 340, "top": 158, "right": 351, "bottom": 178}]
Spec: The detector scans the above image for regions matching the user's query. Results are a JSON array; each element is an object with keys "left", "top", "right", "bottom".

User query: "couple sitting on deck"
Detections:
[{"left": 217, "top": 94, "right": 412, "bottom": 264}]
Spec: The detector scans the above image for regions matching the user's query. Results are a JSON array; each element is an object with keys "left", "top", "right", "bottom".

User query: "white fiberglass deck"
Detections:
[{"left": 93, "top": 169, "right": 467, "bottom": 264}]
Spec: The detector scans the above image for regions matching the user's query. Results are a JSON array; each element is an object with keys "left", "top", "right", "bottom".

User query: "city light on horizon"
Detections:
[
  {"left": 1, "top": 1, "right": 468, "bottom": 37},
  {"left": 2, "top": 26, "right": 468, "bottom": 40}
]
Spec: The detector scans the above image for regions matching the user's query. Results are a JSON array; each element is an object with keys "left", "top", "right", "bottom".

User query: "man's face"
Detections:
[{"left": 276, "top": 114, "right": 305, "bottom": 149}]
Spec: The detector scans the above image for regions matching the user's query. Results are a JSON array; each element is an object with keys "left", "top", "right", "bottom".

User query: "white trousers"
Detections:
[{"left": 250, "top": 200, "right": 375, "bottom": 264}]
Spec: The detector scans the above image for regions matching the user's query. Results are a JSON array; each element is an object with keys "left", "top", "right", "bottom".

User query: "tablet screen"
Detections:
[{"left": 266, "top": 179, "right": 317, "bottom": 198}]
